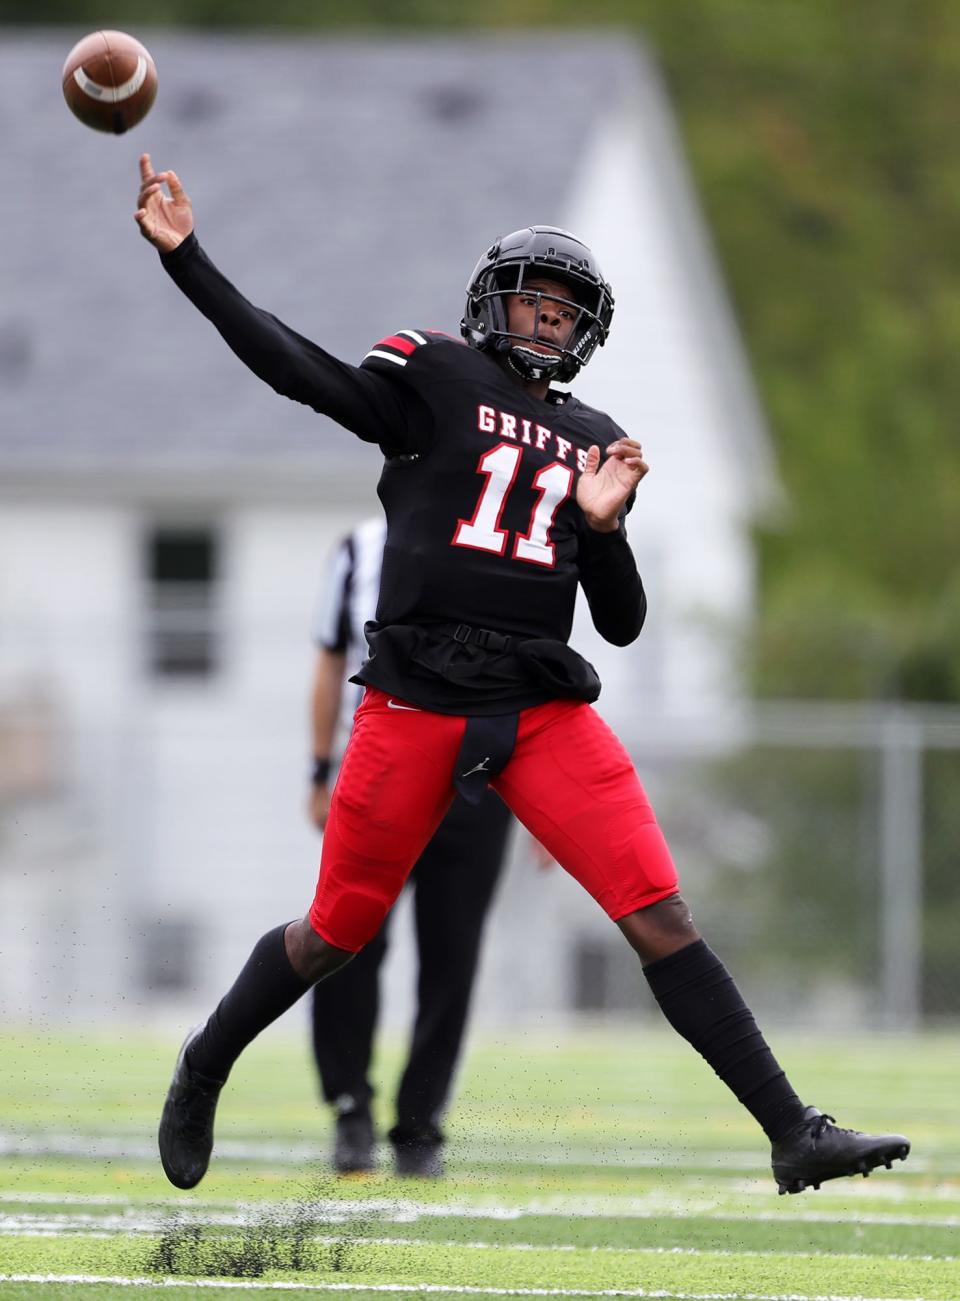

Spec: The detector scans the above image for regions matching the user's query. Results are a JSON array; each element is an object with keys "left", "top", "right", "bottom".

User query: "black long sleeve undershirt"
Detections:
[
  {"left": 160, "top": 233, "right": 431, "bottom": 454},
  {"left": 578, "top": 524, "right": 647, "bottom": 646}
]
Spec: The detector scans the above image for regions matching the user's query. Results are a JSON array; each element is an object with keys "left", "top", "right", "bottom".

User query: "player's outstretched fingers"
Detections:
[
  {"left": 606, "top": 438, "right": 644, "bottom": 460},
  {"left": 582, "top": 445, "right": 601, "bottom": 476},
  {"left": 137, "top": 155, "right": 160, "bottom": 209},
  {"left": 166, "top": 170, "right": 186, "bottom": 200}
]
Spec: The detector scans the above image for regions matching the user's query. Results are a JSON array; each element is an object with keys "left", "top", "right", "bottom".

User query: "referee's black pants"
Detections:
[{"left": 310, "top": 786, "right": 512, "bottom": 1137}]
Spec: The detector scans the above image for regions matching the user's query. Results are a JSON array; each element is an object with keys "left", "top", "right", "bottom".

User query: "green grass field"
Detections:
[{"left": 0, "top": 1024, "right": 957, "bottom": 1299}]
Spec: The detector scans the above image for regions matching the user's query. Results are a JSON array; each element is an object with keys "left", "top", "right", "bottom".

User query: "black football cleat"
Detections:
[
  {"left": 158, "top": 1026, "right": 225, "bottom": 1190},
  {"left": 390, "top": 1122, "right": 444, "bottom": 1179},
  {"left": 332, "top": 1101, "right": 376, "bottom": 1175},
  {"left": 772, "top": 1106, "right": 910, "bottom": 1195}
]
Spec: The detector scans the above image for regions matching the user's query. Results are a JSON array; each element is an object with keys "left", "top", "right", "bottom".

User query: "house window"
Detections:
[{"left": 145, "top": 526, "right": 220, "bottom": 677}]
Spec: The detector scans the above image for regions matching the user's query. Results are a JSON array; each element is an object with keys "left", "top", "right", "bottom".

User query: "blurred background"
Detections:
[{"left": 1, "top": 1, "right": 959, "bottom": 1038}]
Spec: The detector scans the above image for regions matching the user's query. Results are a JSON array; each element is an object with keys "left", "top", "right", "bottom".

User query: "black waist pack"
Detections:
[
  {"left": 514, "top": 638, "right": 601, "bottom": 702},
  {"left": 363, "top": 622, "right": 601, "bottom": 703}
]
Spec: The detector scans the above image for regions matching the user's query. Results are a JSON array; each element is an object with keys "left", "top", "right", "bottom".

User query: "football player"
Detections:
[{"left": 135, "top": 155, "right": 909, "bottom": 1196}]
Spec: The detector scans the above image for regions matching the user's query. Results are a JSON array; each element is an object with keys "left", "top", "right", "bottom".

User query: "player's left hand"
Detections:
[{"left": 577, "top": 438, "right": 649, "bottom": 532}]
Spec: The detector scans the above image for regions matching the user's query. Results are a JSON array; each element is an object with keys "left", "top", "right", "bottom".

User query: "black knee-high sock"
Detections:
[
  {"left": 643, "top": 938, "right": 807, "bottom": 1142},
  {"left": 186, "top": 923, "right": 312, "bottom": 1083}
]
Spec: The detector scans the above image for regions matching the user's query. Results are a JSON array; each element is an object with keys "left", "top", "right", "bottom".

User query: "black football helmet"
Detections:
[{"left": 461, "top": 226, "right": 614, "bottom": 384}]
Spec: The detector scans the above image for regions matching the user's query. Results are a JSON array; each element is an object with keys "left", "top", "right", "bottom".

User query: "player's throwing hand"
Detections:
[
  {"left": 576, "top": 437, "right": 649, "bottom": 532},
  {"left": 135, "top": 153, "right": 193, "bottom": 252}
]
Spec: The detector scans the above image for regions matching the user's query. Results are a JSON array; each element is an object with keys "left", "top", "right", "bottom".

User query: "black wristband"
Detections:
[{"left": 311, "top": 757, "right": 331, "bottom": 786}]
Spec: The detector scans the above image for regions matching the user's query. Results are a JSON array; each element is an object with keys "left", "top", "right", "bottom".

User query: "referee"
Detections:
[{"left": 308, "top": 516, "right": 513, "bottom": 1177}]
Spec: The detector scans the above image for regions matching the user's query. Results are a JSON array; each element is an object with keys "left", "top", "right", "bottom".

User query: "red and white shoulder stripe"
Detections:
[{"left": 363, "top": 329, "right": 429, "bottom": 368}]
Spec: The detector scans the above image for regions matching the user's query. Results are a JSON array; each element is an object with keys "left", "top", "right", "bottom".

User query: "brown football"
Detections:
[{"left": 62, "top": 30, "right": 158, "bottom": 135}]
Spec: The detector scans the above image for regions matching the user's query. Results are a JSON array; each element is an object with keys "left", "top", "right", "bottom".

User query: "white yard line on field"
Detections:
[
  {"left": 0, "top": 1189, "right": 957, "bottom": 1229},
  {"left": 0, "top": 1134, "right": 766, "bottom": 1169},
  {"left": 0, "top": 1132, "right": 942, "bottom": 1178},
  {"left": 0, "top": 1275, "right": 944, "bottom": 1301},
  {"left": 0, "top": 1220, "right": 955, "bottom": 1265}
]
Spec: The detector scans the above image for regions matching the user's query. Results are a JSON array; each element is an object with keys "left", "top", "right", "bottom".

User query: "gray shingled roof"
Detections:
[{"left": 1, "top": 30, "right": 648, "bottom": 483}]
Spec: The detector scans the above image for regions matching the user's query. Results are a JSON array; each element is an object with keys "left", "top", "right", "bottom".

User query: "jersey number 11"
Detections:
[{"left": 453, "top": 444, "right": 573, "bottom": 568}]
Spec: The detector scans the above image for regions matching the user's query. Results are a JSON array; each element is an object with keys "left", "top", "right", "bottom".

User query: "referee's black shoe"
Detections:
[
  {"left": 390, "top": 1122, "right": 444, "bottom": 1178},
  {"left": 158, "top": 1026, "right": 225, "bottom": 1189},
  {"left": 333, "top": 1099, "right": 376, "bottom": 1175},
  {"left": 772, "top": 1106, "right": 910, "bottom": 1195}
]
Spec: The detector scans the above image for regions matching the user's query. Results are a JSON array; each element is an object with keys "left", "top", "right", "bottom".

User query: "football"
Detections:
[{"left": 62, "top": 30, "right": 158, "bottom": 135}]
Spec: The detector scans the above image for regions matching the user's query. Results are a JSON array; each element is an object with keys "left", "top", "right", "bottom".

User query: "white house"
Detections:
[{"left": 0, "top": 31, "right": 777, "bottom": 1031}]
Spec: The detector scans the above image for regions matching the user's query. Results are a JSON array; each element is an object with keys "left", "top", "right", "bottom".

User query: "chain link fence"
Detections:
[
  {"left": 2, "top": 698, "right": 959, "bottom": 1028},
  {"left": 615, "top": 704, "right": 960, "bottom": 1028}
]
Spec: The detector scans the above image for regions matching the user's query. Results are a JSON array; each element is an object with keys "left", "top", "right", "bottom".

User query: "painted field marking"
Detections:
[
  {"left": 0, "top": 1275, "right": 944, "bottom": 1300},
  {"left": 1, "top": 1189, "right": 958, "bottom": 1229},
  {"left": 0, "top": 1133, "right": 945, "bottom": 1177},
  {"left": 0, "top": 1219, "right": 956, "bottom": 1266}
]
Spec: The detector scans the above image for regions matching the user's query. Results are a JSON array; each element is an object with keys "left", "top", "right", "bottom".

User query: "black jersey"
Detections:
[{"left": 161, "top": 235, "right": 645, "bottom": 714}]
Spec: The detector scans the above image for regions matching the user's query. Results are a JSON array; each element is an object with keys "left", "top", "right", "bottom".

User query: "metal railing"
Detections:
[{"left": 2, "top": 698, "right": 959, "bottom": 1028}]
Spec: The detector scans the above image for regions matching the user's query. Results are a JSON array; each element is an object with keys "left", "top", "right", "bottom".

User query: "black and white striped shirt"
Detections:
[{"left": 313, "top": 516, "right": 387, "bottom": 730}]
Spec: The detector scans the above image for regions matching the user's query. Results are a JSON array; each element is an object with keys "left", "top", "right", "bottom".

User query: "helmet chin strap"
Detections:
[{"left": 506, "top": 345, "right": 564, "bottom": 383}]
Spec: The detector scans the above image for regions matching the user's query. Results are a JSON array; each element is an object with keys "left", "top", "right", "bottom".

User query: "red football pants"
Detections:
[{"left": 309, "top": 687, "right": 679, "bottom": 951}]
